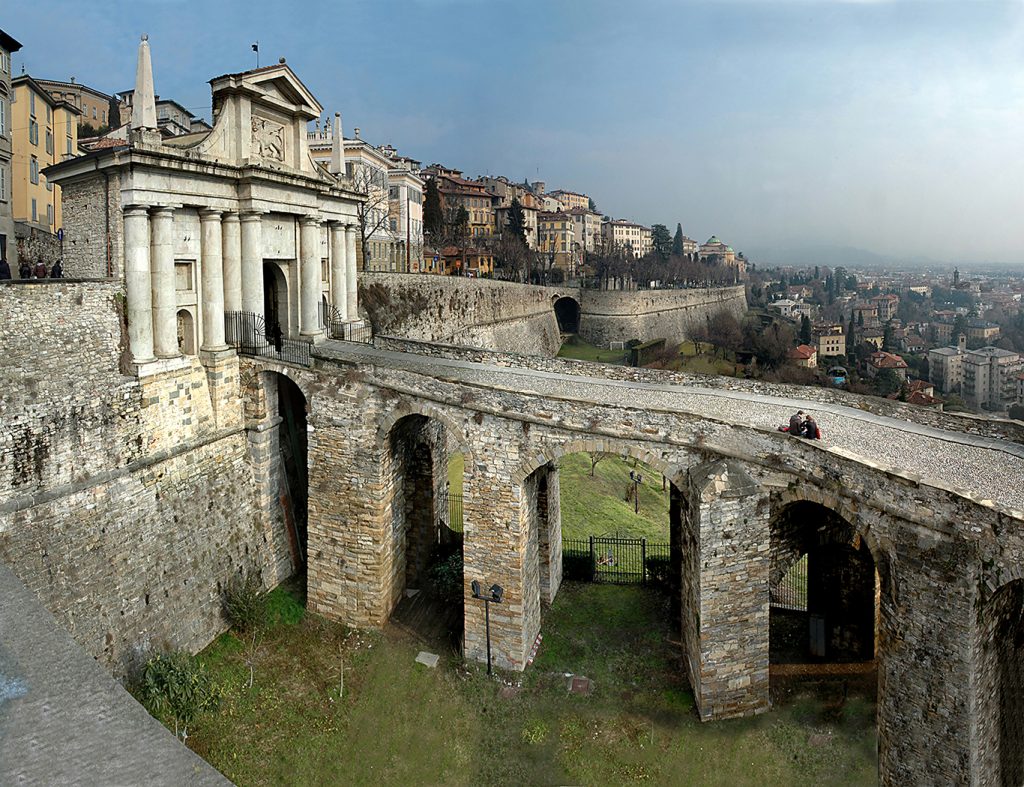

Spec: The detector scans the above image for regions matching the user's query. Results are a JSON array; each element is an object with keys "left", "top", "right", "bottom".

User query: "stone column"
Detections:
[
  {"left": 149, "top": 206, "right": 178, "bottom": 358},
  {"left": 222, "top": 212, "right": 242, "bottom": 313},
  {"left": 199, "top": 208, "right": 228, "bottom": 352},
  {"left": 123, "top": 205, "right": 155, "bottom": 364},
  {"left": 299, "top": 215, "right": 323, "bottom": 339},
  {"left": 240, "top": 212, "right": 264, "bottom": 316},
  {"left": 345, "top": 222, "right": 358, "bottom": 320},
  {"left": 329, "top": 222, "right": 348, "bottom": 322}
]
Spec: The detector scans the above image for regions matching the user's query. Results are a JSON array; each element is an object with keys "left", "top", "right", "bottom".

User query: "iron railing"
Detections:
[
  {"left": 440, "top": 491, "right": 463, "bottom": 534},
  {"left": 770, "top": 554, "right": 808, "bottom": 611},
  {"left": 224, "top": 311, "right": 311, "bottom": 367},
  {"left": 563, "top": 535, "right": 671, "bottom": 586},
  {"left": 320, "top": 301, "right": 374, "bottom": 343}
]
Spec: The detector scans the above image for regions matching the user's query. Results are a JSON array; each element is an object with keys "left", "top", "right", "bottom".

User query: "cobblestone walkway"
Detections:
[{"left": 320, "top": 343, "right": 1024, "bottom": 514}]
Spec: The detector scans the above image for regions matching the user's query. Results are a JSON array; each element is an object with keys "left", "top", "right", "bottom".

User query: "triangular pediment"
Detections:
[{"left": 246, "top": 67, "right": 322, "bottom": 119}]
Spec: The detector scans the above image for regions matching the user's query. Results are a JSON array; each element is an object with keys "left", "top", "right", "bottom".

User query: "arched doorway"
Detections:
[
  {"left": 978, "top": 579, "right": 1024, "bottom": 784},
  {"left": 263, "top": 262, "right": 288, "bottom": 340},
  {"left": 386, "top": 413, "right": 462, "bottom": 647},
  {"left": 176, "top": 309, "right": 196, "bottom": 355},
  {"left": 770, "top": 501, "right": 878, "bottom": 664},
  {"left": 553, "top": 296, "right": 581, "bottom": 334},
  {"left": 265, "top": 372, "right": 308, "bottom": 577}
]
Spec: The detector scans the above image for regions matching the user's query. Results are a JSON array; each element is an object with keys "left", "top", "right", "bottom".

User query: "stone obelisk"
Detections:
[{"left": 131, "top": 34, "right": 157, "bottom": 131}]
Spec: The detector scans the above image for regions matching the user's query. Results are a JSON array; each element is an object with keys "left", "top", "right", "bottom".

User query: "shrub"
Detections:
[
  {"left": 645, "top": 555, "right": 673, "bottom": 589},
  {"left": 140, "top": 652, "right": 222, "bottom": 740},
  {"left": 562, "top": 551, "right": 593, "bottom": 582},
  {"left": 428, "top": 551, "right": 464, "bottom": 605},
  {"left": 223, "top": 571, "right": 270, "bottom": 633}
]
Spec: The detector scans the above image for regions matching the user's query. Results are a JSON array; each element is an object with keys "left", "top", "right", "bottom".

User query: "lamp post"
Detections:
[
  {"left": 471, "top": 579, "right": 504, "bottom": 675},
  {"left": 630, "top": 469, "right": 643, "bottom": 514}
]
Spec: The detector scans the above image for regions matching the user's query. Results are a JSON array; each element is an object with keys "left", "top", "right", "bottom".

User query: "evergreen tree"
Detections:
[
  {"left": 882, "top": 321, "right": 894, "bottom": 352},
  {"left": 651, "top": 224, "right": 672, "bottom": 261},
  {"left": 588, "top": 196, "right": 598, "bottom": 213},
  {"left": 800, "top": 314, "right": 812, "bottom": 344},
  {"left": 847, "top": 316, "right": 857, "bottom": 358},
  {"left": 506, "top": 197, "right": 528, "bottom": 246},
  {"left": 424, "top": 179, "right": 444, "bottom": 240},
  {"left": 672, "top": 223, "right": 684, "bottom": 256}
]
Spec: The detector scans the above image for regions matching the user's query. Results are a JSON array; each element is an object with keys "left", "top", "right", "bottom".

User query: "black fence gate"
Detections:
[{"left": 563, "top": 535, "right": 671, "bottom": 586}]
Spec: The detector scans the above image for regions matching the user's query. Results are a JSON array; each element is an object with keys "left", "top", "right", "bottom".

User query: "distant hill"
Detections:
[{"left": 743, "top": 244, "right": 1021, "bottom": 271}]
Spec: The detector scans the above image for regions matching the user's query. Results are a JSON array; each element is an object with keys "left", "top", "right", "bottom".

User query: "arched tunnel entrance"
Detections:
[{"left": 553, "top": 296, "right": 581, "bottom": 334}]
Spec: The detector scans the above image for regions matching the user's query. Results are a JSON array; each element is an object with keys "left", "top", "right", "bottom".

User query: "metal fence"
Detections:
[
  {"left": 770, "top": 554, "right": 808, "bottom": 611},
  {"left": 440, "top": 491, "right": 463, "bottom": 534},
  {"left": 224, "top": 311, "right": 311, "bottom": 367},
  {"left": 562, "top": 535, "right": 671, "bottom": 586},
  {"left": 320, "top": 302, "right": 374, "bottom": 343}
]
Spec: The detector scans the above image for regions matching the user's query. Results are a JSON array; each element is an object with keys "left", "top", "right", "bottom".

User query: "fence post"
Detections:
[
  {"left": 641, "top": 538, "right": 646, "bottom": 585},
  {"left": 589, "top": 535, "right": 595, "bottom": 582}
]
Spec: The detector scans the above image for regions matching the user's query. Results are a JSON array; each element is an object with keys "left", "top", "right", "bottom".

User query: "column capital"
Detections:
[
  {"left": 240, "top": 210, "right": 264, "bottom": 223},
  {"left": 300, "top": 214, "right": 322, "bottom": 227},
  {"left": 199, "top": 207, "right": 224, "bottom": 221},
  {"left": 123, "top": 204, "right": 150, "bottom": 217},
  {"left": 221, "top": 211, "right": 241, "bottom": 223},
  {"left": 150, "top": 205, "right": 177, "bottom": 217}
]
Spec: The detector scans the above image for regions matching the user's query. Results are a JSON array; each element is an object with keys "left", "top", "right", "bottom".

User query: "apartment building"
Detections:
[
  {"left": 567, "top": 207, "right": 602, "bottom": 253},
  {"left": 869, "top": 293, "right": 900, "bottom": 322},
  {"left": 962, "top": 346, "right": 1023, "bottom": 411},
  {"left": 602, "top": 219, "right": 648, "bottom": 258},
  {"left": 548, "top": 188, "right": 588, "bottom": 211},
  {"left": 0, "top": 28, "right": 22, "bottom": 267},
  {"left": 34, "top": 77, "right": 117, "bottom": 132},
  {"left": 538, "top": 211, "right": 576, "bottom": 272},
  {"left": 11, "top": 75, "right": 80, "bottom": 234},
  {"left": 812, "top": 323, "right": 846, "bottom": 359}
]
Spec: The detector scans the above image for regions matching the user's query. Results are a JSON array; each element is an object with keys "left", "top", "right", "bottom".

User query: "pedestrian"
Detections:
[
  {"left": 788, "top": 410, "right": 804, "bottom": 435},
  {"left": 803, "top": 414, "right": 820, "bottom": 440},
  {"left": 50, "top": 258, "right": 63, "bottom": 279},
  {"left": 18, "top": 260, "right": 31, "bottom": 279},
  {"left": 0, "top": 257, "right": 10, "bottom": 280},
  {"left": 33, "top": 259, "right": 48, "bottom": 279}
]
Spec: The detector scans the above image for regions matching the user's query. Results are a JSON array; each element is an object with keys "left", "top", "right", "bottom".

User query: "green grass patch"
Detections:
[
  {"left": 557, "top": 335, "right": 627, "bottom": 365},
  {"left": 559, "top": 453, "right": 670, "bottom": 541},
  {"left": 447, "top": 453, "right": 464, "bottom": 495},
  {"left": 179, "top": 582, "right": 876, "bottom": 786}
]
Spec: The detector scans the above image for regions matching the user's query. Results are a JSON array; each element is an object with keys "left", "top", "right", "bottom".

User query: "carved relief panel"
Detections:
[{"left": 251, "top": 116, "right": 286, "bottom": 162}]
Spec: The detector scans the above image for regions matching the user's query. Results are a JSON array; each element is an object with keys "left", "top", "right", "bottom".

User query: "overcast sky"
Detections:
[{"left": 8, "top": 0, "right": 1024, "bottom": 264}]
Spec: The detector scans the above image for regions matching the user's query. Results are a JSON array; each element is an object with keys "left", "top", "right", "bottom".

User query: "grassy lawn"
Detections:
[
  {"left": 557, "top": 335, "right": 627, "bottom": 365},
  {"left": 559, "top": 453, "right": 670, "bottom": 541},
  {"left": 180, "top": 581, "right": 877, "bottom": 786}
]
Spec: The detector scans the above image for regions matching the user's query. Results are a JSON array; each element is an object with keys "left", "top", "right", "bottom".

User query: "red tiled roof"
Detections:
[
  {"left": 907, "top": 391, "right": 940, "bottom": 406},
  {"left": 869, "top": 351, "right": 908, "bottom": 369},
  {"left": 788, "top": 344, "right": 817, "bottom": 360},
  {"left": 908, "top": 379, "right": 932, "bottom": 393}
]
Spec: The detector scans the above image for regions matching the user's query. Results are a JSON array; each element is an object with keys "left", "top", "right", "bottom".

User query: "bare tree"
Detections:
[{"left": 351, "top": 163, "right": 393, "bottom": 270}]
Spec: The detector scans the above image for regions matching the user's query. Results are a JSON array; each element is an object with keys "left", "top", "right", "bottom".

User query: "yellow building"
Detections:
[
  {"left": 538, "top": 210, "right": 576, "bottom": 271},
  {"left": 12, "top": 75, "right": 79, "bottom": 233}
]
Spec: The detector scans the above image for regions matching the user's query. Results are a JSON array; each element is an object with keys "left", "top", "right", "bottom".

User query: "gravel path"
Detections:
[{"left": 322, "top": 343, "right": 1024, "bottom": 514}]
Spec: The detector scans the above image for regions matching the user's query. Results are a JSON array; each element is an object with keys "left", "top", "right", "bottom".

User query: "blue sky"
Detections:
[{"left": 8, "top": 0, "right": 1024, "bottom": 264}]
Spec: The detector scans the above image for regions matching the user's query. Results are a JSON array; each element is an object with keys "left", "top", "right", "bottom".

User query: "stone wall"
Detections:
[
  {"left": 578, "top": 286, "right": 747, "bottom": 347},
  {"left": 359, "top": 273, "right": 562, "bottom": 356},
  {"left": 15, "top": 223, "right": 63, "bottom": 272},
  {"left": 0, "top": 282, "right": 290, "bottom": 674},
  {"left": 359, "top": 274, "right": 748, "bottom": 358},
  {"left": 59, "top": 173, "right": 122, "bottom": 280}
]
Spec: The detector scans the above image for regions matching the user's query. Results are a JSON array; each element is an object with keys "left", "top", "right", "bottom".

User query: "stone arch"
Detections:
[
  {"left": 375, "top": 398, "right": 473, "bottom": 462},
  {"left": 514, "top": 436, "right": 692, "bottom": 489},
  {"left": 976, "top": 577, "right": 1024, "bottom": 784},
  {"left": 553, "top": 296, "right": 581, "bottom": 334},
  {"left": 176, "top": 308, "right": 196, "bottom": 355},
  {"left": 770, "top": 485, "right": 891, "bottom": 593},
  {"left": 242, "top": 366, "right": 315, "bottom": 425}
]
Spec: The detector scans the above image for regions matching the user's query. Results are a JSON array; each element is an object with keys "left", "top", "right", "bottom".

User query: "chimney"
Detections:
[
  {"left": 130, "top": 34, "right": 157, "bottom": 131},
  {"left": 330, "top": 112, "right": 343, "bottom": 175}
]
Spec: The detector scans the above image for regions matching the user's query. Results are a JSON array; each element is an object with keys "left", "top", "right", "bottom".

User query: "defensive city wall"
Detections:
[{"left": 358, "top": 272, "right": 747, "bottom": 355}]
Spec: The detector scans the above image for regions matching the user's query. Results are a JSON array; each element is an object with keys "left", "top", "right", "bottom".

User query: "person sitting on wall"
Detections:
[
  {"left": 18, "top": 260, "right": 31, "bottom": 279},
  {"left": 50, "top": 259, "right": 63, "bottom": 279},
  {"left": 802, "top": 414, "right": 821, "bottom": 440},
  {"left": 32, "top": 259, "right": 48, "bottom": 279},
  {"left": 788, "top": 410, "right": 805, "bottom": 435},
  {"left": 0, "top": 257, "right": 10, "bottom": 280}
]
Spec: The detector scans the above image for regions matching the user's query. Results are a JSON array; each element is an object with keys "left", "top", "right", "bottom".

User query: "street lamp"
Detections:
[
  {"left": 471, "top": 579, "right": 504, "bottom": 675},
  {"left": 630, "top": 470, "right": 643, "bottom": 514}
]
